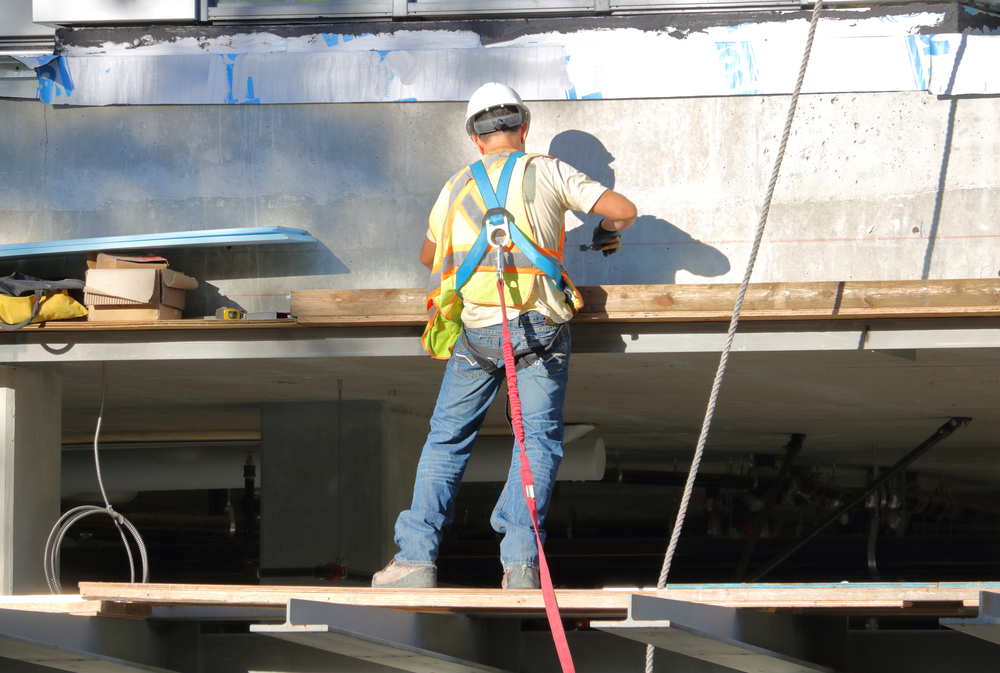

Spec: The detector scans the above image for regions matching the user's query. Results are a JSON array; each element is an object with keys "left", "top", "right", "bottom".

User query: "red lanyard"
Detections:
[{"left": 496, "top": 277, "right": 575, "bottom": 673}]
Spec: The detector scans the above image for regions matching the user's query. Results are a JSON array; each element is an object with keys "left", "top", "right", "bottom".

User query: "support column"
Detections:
[
  {"left": 260, "top": 400, "right": 427, "bottom": 584},
  {"left": 0, "top": 365, "right": 62, "bottom": 595}
]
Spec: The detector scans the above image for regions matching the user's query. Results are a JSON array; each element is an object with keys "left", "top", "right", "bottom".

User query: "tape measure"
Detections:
[{"left": 215, "top": 307, "right": 245, "bottom": 320}]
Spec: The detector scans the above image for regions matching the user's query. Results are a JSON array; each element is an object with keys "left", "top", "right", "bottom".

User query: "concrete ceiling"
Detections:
[{"left": 58, "top": 340, "right": 1000, "bottom": 489}]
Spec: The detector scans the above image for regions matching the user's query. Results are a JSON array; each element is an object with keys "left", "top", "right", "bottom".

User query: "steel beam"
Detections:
[
  {"left": 593, "top": 594, "right": 844, "bottom": 673},
  {"left": 251, "top": 598, "right": 517, "bottom": 673},
  {"left": 0, "top": 608, "right": 195, "bottom": 673},
  {"left": 0, "top": 632, "right": 175, "bottom": 673},
  {"left": 941, "top": 591, "right": 1000, "bottom": 646}
]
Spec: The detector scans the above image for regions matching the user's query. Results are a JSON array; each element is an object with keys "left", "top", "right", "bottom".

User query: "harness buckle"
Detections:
[{"left": 483, "top": 207, "right": 514, "bottom": 250}]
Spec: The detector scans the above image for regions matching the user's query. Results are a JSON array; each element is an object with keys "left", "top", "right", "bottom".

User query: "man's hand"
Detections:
[{"left": 590, "top": 221, "right": 621, "bottom": 257}]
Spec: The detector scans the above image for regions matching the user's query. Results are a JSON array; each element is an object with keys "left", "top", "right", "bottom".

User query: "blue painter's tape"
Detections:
[
  {"left": 343, "top": 34, "right": 354, "bottom": 42},
  {"left": 36, "top": 56, "right": 74, "bottom": 104},
  {"left": 12, "top": 55, "right": 58, "bottom": 68},
  {"left": 566, "top": 86, "right": 577, "bottom": 100},
  {"left": 929, "top": 37, "right": 952, "bottom": 56},
  {"left": 223, "top": 54, "right": 238, "bottom": 104},
  {"left": 222, "top": 55, "right": 261, "bottom": 104},
  {"left": 397, "top": 97, "right": 417, "bottom": 102},
  {"left": 322, "top": 33, "right": 338, "bottom": 47},
  {"left": 377, "top": 50, "right": 391, "bottom": 60},
  {"left": 715, "top": 41, "right": 758, "bottom": 94},
  {"left": 582, "top": 91, "right": 603, "bottom": 100},
  {"left": 905, "top": 35, "right": 930, "bottom": 90},
  {"left": 879, "top": 13, "right": 925, "bottom": 24},
  {"left": 245, "top": 77, "right": 260, "bottom": 104}
]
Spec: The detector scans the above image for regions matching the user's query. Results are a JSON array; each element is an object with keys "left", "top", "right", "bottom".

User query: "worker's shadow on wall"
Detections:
[
  {"left": 168, "top": 242, "right": 350, "bottom": 316},
  {"left": 547, "top": 131, "right": 730, "bottom": 285}
]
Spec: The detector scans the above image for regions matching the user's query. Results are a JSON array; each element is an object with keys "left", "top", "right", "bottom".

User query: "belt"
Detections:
[{"left": 460, "top": 320, "right": 568, "bottom": 382}]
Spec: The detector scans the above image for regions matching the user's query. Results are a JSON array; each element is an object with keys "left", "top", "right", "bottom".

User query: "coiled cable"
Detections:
[{"left": 44, "top": 361, "right": 149, "bottom": 594}]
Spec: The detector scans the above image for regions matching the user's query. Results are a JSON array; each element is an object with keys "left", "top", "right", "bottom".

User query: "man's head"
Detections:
[{"left": 465, "top": 83, "right": 531, "bottom": 154}]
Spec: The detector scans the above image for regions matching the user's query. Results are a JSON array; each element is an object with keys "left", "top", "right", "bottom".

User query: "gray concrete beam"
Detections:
[
  {"left": 2, "top": 91, "right": 999, "bottom": 316},
  {"left": 0, "top": 365, "right": 61, "bottom": 595},
  {"left": 251, "top": 598, "right": 518, "bottom": 673},
  {"left": 3, "top": 318, "right": 1000, "bottom": 365}
]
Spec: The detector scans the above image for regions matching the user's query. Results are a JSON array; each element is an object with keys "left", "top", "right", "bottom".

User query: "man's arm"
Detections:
[
  {"left": 590, "top": 190, "right": 637, "bottom": 232},
  {"left": 420, "top": 235, "right": 437, "bottom": 270}
]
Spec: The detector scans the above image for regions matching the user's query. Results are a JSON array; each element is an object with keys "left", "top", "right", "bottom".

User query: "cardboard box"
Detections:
[
  {"left": 87, "top": 252, "right": 170, "bottom": 270},
  {"left": 84, "top": 268, "right": 198, "bottom": 321},
  {"left": 86, "top": 305, "right": 183, "bottom": 322}
]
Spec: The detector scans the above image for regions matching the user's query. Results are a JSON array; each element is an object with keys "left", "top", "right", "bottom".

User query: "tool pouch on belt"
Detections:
[{"left": 0, "top": 272, "right": 88, "bottom": 331}]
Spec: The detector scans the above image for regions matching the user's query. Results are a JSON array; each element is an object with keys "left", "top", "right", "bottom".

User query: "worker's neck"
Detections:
[
  {"left": 484, "top": 144, "right": 521, "bottom": 155},
  {"left": 476, "top": 130, "right": 526, "bottom": 155}
]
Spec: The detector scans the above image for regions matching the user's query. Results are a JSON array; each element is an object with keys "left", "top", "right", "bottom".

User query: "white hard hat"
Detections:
[{"left": 465, "top": 83, "right": 531, "bottom": 137}]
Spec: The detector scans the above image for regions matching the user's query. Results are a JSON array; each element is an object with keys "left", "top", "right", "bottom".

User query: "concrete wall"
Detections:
[
  {"left": 1, "top": 93, "right": 998, "bottom": 316},
  {"left": 0, "top": 365, "right": 62, "bottom": 595}
]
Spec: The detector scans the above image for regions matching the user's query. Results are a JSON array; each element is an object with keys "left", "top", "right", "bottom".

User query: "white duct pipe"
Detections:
[{"left": 62, "top": 444, "right": 258, "bottom": 497}]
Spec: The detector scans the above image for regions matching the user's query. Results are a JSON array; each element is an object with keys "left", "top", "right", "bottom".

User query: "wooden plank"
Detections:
[
  {"left": 292, "top": 289, "right": 427, "bottom": 318},
  {"left": 75, "top": 582, "right": 1000, "bottom": 617},
  {"left": 291, "top": 279, "right": 1000, "bottom": 326},
  {"left": 16, "top": 318, "right": 300, "bottom": 332},
  {"left": 0, "top": 596, "right": 101, "bottom": 615},
  {"left": 77, "top": 583, "right": 635, "bottom": 616}
]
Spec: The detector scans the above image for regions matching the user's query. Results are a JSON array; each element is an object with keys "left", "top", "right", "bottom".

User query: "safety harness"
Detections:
[
  {"left": 455, "top": 153, "right": 570, "bottom": 376},
  {"left": 467, "top": 154, "right": 576, "bottom": 673}
]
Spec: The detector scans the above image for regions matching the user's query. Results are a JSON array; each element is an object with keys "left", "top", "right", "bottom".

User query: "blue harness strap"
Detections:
[{"left": 455, "top": 153, "right": 566, "bottom": 295}]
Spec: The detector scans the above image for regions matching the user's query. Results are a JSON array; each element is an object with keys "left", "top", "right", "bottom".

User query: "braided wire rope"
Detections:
[
  {"left": 644, "top": 3, "right": 824, "bottom": 670},
  {"left": 44, "top": 361, "right": 149, "bottom": 594}
]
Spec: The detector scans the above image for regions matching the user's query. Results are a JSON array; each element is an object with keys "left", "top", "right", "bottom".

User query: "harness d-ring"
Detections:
[{"left": 484, "top": 207, "right": 514, "bottom": 250}]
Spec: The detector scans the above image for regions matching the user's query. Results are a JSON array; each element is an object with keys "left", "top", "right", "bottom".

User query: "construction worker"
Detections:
[{"left": 373, "top": 83, "right": 636, "bottom": 590}]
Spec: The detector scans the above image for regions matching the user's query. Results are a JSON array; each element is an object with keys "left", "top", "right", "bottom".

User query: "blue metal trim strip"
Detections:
[{"left": 0, "top": 227, "right": 317, "bottom": 259}]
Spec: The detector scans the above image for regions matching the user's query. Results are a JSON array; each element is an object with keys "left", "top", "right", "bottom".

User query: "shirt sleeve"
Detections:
[{"left": 543, "top": 157, "right": 608, "bottom": 215}]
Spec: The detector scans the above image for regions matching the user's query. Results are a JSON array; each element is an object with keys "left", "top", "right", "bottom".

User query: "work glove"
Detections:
[{"left": 590, "top": 221, "right": 621, "bottom": 257}]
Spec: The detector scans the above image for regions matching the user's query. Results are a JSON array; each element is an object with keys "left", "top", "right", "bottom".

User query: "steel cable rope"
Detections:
[
  {"left": 644, "top": 2, "right": 823, "bottom": 670},
  {"left": 44, "top": 361, "right": 149, "bottom": 594}
]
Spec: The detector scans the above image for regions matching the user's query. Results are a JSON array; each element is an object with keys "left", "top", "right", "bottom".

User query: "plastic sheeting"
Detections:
[{"left": 22, "top": 13, "right": 1000, "bottom": 105}]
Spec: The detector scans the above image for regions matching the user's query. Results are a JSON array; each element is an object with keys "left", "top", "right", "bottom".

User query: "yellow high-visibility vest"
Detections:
[{"left": 421, "top": 152, "right": 583, "bottom": 359}]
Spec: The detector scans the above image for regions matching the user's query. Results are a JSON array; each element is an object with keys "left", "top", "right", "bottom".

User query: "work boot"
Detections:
[
  {"left": 371, "top": 560, "right": 437, "bottom": 588},
  {"left": 502, "top": 566, "right": 540, "bottom": 590}
]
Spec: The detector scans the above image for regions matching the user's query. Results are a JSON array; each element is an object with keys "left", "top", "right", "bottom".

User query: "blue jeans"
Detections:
[{"left": 394, "top": 311, "right": 570, "bottom": 571}]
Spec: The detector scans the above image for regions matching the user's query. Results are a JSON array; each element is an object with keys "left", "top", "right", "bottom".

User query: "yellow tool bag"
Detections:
[{"left": 0, "top": 272, "right": 87, "bottom": 331}]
